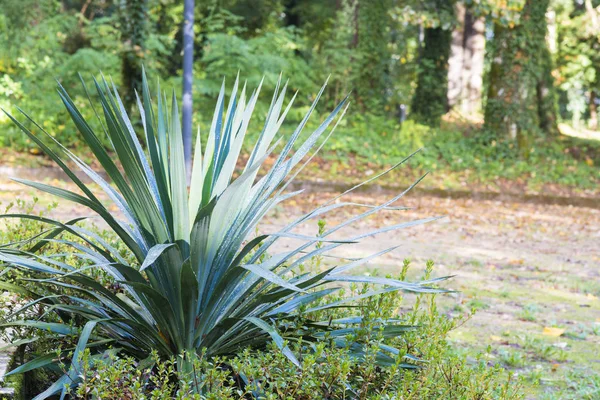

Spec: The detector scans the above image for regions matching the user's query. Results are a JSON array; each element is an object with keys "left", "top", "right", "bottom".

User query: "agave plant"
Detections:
[{"left": 0, "top": 71, "right": 446, "bottom": 399}]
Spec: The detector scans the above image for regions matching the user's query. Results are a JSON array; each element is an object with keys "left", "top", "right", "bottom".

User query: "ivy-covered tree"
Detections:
[
  {"left": 410, "top": 0, "right": 456, "bottom": 126},
  {"left": 297, "top": 0, "right": 354, "bottom": 107},
  {"left": 351, "top": 0, "right": 392, "bottom": 113},
  {"left": 484, "top": 0, "right": 559, "bottom": 142},
  {"left": 119, "top": 0, "right": 149, "bottom": 110}
]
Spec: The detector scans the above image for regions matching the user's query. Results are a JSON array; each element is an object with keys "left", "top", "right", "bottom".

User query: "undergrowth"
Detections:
[
  {"left": 2, "top": 114, "right": 597, "bottom": 191},
  {"left": 69, "top": 278, "right": 522, "bottom": 399},
  {"left": 323, "top": 117, "right": 599, "bottom": 190}
]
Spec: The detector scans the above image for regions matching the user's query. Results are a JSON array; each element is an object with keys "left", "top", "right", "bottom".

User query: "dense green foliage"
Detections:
[
  {"left": 325, "top": 118, "right": 599, "bottom": 190},
  {"left": 354, "top": 0, "right": 392, "bottom": 113},
  {"left": 554, "top": 0, "right": 600, "bottom": 128},
  {"left": 118, "top": 0, "right": 150, "bottom": 110}
]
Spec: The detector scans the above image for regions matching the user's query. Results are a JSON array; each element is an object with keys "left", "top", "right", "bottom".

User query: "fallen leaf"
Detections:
[
  {"left": 585, "top": 157, "right": 594, "bottom": 166},
  {"left": 586, "top": 293, "right": 598, "bottom": 301},
  {"left": 543, "top": 327, "right": 565, "bottom": 337},
  {"left": 490, "top": 335, "right": 502, "bottom": 341}
]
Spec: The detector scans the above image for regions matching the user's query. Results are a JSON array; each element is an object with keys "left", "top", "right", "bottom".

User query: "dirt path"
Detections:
[{"left": 1, "top": 175, "right": 599, "bottom": 398}]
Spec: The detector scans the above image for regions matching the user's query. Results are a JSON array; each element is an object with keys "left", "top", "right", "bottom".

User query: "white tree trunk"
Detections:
[
  {"left": 447, "top": 3, "right": 465, "bottom": 109},
  {"left": 447, "top": 4, "right": 485, "bottom": 116},
  {"left": 461, "top": 10, "right": 485, "bottom": 115}
]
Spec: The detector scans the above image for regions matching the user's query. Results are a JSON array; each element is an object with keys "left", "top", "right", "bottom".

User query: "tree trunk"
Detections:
[
  {"left": 120, "top": 0, "right": 148, "bottom": 111},
  {"left": 535, "top": 5, "right": 559, "bottom": 136},
  {"left": 447, "top": 3, "right": 465, "bottom": 110},
  {"left": 590, "top": 90, "right": 598, "bottom": 130},
  {"left": 447, "top": 4, "right": 485, "bottom": 116},
  {"left": 412, "top": 26, "right": 453, "bottom": 126},
  {"left": 484, "top": 0, "right": 558, "bottom": 140},
  {"left": 353, "top": 0, "right": 391, "bottom": 113},
  {"left": 536, "top": 50, "right": 559, "bottom": 136},
  {"left": 284, "top": 0, "right": 300, "bottom": 27},
  {"left": 484, "top": 22, "right": 512, "bottom": 135},
  {"left": 461, "top": 10, "right": 485, "bottom": 115},
  {"left": 351, "top": 0, "right": 359, "bottom": 49}
]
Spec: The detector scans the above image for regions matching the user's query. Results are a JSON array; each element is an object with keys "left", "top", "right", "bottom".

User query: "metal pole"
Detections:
[{"left": 182, "top": 0, "right": 194, "bottom": 184}]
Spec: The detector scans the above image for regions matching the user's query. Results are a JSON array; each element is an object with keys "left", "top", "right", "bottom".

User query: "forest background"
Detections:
[{"left": 0, "top": 0, "right": 598, "bottom": 193}]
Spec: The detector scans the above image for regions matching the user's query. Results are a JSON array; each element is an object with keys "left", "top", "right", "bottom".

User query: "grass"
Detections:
[
  {"left": 518, "top": 304, "right": 540, "bottom": 322},
  {"left": 442, "top": 274, "right": 600, "bottom": 398}
]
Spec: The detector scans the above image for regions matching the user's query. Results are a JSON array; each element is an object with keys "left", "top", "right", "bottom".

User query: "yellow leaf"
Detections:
[
  {"left": 542, "top": 327, "right": 565, "bottom": 337},
  {"left": 490, "top": 335, "right": 502, "bottom": 342},
  {"left": 586, "top": 293, "right": 598, "bottom": 301}
]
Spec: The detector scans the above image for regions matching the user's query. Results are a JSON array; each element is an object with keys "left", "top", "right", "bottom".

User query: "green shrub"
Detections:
[{"left": 68, "top": 268, "right": 522, "bottom": 399}]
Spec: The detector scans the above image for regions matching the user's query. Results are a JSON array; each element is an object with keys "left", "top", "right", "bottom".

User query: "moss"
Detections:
[
  {"left": 1, "top": 345, "right": 62, "bottom": 400},
  {"left": 2, "top": 346, "right": 24, "bottom": 400}
]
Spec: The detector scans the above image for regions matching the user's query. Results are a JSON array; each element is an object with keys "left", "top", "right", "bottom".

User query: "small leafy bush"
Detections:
[
  {"left": 67, "top": 262, "right": 521, "bottom": 399},
  {"left": 1, "top": 72, "right": 447, "bottom": 399}
]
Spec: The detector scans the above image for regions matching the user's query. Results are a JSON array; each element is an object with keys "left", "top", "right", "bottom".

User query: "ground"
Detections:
[
  {"left": 262, "top": 183, "right": 600, "bottom": 399},
  {"left": 0, "top": 168, "right": 599, "bottom": 399}
]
